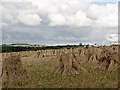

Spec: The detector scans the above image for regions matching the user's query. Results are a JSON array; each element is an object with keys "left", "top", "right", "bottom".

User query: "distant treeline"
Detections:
[{"left": 1, "top": 44, "right": 86, "bottom": 52}]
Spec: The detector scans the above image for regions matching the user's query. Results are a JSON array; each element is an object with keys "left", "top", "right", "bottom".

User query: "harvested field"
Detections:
[{"left": 1, "top": 45, "right": 119, "bottom": 88}]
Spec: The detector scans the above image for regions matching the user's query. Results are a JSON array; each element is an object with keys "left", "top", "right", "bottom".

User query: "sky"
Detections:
[{"left": 0, "top": 0, "right": 119, "bottom": 46}]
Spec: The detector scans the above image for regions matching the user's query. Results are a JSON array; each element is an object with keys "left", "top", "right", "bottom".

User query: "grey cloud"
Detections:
[
  {"left": 2, "top": 23, "right": 109, "bottom": 45},
  {"left": 2, "top": 2, "right": 118, "bottom": 45}
]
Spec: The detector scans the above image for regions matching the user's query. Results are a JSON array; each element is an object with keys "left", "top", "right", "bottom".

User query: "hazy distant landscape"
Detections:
[{"left": 1, "top": 43, "right": 99, "bottom": 52}]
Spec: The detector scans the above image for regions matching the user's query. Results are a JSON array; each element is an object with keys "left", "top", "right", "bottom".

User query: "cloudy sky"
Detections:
[{"left": 0, "top": 0, "right": 119, "bottom": 45}]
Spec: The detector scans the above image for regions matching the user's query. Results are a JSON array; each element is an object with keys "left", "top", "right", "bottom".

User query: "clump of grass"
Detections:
[
  {"left": 2, "top": 53, "right": 29, "bottom": 88},
  {"left": 54, "top": 50, "right": 86, "bottom": 76}
]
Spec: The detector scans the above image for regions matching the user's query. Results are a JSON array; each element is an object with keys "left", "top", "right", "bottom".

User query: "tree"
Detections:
[{"left": 79, "top": 43, "right": 82, "bottom": 46}]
